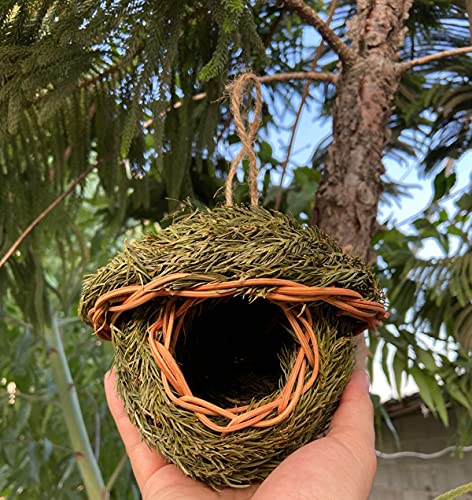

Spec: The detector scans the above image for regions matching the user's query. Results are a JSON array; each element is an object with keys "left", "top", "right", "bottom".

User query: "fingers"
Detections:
[
  {"left": 104, "top": 370, "right": 167, "bottom": 492},
  {"left": 328, "top": 370, "right": 375, "bottom": 450}
]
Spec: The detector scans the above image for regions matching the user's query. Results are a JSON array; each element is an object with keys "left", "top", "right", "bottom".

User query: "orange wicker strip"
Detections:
[{"left": 89, "top": 273, "right": 387, "bottom": 433}]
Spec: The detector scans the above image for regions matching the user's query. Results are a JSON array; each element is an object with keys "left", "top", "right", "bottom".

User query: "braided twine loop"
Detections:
[
  {"left": 225, "top": 72, "right": 262, "bottom": 207},
  {"left": 89, "top": 272, "right": 387, "bottom": 433}
]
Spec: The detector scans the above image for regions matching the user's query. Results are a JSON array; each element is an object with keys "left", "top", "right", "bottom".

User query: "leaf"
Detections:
[
  {"left": 14, "top": 327, "right": 34, "bottom": 376},
  {"left": 2, "top": 443, "right": 16, "bottom": 466},
  {"left": 428, "top": 380, "right": 449, "bottom": 427},
  {"left": 259, "top": 141, "right": 272, "bottom": 158},
  {"left": 14, "top": 399, "right": 31, "bottom": 438},
  {"left": 381, "top": 342, "right": 394, "bottom": 389},
  {"left": 42, "top": 438, "right": 53, "bottom": 463},
  {"left": 286, "top": 167, "right": 320, "bottom": 219},
  {"left": 432, "top": 169, "right": 456, "bottom": 202},
  {"left": 392, "top": 351, "right": 406, "bottom": 399},
  {"left": 415, "top": 347, "right": 437, "bottom": 372},
  {"left": 292, "top": 166, "right": 320, "bottom": 185},
  {"left": 389, "top": 279, "right": 417, "bottom": 320},
  {"left": 410, "top": 366, "right": 435, "bottom": 412},
  {"left": 379, "top": 402, "right": 401, "bottom": 448},
  {"left": 447, "top": 225, "right": 464, "bottom": 237},
  {"left": 28, "top": 442, "right": 40, "bottom": 483},
  {"left": 447, "top": 383, "right": 472, "bottom": 412},
  {"left": 456, "top": 193, "right": 472, "bottom": 211},
  {"left": 120, "top": 98, "right": 139, "bottom": 158},
  {"left": 367, "top": 331, "right": 380, "bottom": 380},
  {"left": 58, "top": 457, "right": 76, "bottom": 490}
]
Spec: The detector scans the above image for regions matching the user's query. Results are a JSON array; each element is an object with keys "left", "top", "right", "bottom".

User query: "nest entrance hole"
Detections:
[{"left": 174, "top": 297, "right": 295, "bottom": 407}]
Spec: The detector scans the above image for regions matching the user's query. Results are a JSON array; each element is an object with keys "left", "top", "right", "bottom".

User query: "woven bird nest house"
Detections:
[{"left": 79, "top": 205, "right": 386, "bottom": 489}]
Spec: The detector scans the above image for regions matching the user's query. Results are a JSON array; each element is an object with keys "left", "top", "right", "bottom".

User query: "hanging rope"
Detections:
[{"left": 225, "top": 73, "right": 262, "bottom": 207}]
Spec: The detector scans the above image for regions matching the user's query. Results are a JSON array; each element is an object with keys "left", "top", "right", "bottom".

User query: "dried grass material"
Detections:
[{"left": 79, "top": 205, "right": 384, "bottom": 489}]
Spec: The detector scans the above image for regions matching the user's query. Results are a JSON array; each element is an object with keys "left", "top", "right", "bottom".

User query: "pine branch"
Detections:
[
  {"left": 79, "top": 62, "right": 124, "bottom": 90},
  {"left": 283, "top": 0, "right": 356, "bottom": 65},
  {"left": 275, "top": 0, "right": 339, "bottom": 211},
  {"left": 397, "top": 46, "right": 472, "bottom": 74},
  {"left": 0, "top": 158, "right": 107, "bottom": 269},
  {"left": 79, "top": 44, "right": 145, "bottom": 90}
]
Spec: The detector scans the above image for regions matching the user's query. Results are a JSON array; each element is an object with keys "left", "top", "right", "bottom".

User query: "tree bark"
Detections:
[{"left": 312, "top": 0, "right": 413, "bottom": 262}]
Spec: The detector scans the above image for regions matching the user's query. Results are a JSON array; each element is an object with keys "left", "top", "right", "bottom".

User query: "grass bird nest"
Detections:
[{"left": 78, "top": 205, "right": 386, "bottom": 489}]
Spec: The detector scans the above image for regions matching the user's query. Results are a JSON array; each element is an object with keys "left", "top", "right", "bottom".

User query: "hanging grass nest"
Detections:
[{"left": 78, "top": 205, "right": 386, "bottom": 489}]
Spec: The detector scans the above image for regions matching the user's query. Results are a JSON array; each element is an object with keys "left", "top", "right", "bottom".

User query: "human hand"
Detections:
[{"left": 104, "top": 370, "right": 376, "bottom": 500}]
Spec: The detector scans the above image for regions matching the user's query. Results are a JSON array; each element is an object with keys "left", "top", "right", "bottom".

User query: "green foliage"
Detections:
[
  {"left": 1, "top": 0, "right": 472, "bottom": 497},
  {"left": 372, "top": 172, "right": 472, "bottom": 439},
  {"left": 0, "top": 0, "right": 268, "bottom": 255},
  {"left": 0, "top": 181, "right": 145, "bottom": 496},
  {"left": 264, "top": 165, "right": 321, "bottom": 222}
]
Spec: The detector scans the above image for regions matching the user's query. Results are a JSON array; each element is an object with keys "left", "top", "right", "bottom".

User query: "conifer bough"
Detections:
[{"left": 79, "top": 206, "right": 386, "bottom": 488}]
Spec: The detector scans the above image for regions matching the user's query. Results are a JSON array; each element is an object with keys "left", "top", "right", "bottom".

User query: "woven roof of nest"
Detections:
[{"left": 79, "top": 205, "right": 384, "bottom": 489}]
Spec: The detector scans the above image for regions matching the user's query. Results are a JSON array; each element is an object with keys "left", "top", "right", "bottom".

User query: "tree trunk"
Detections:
[{"left": 312, "top": 0, "right": 413, "bottom": 262}]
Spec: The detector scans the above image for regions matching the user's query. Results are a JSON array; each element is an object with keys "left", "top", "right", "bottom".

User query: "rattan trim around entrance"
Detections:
[{"left": 88, "top": 273, "right": 387, "bottom": 433}]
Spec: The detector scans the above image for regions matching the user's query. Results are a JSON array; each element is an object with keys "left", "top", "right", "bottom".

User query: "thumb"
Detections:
[{"left": 328, "top": 370, "right": 376, "bottom": 450}]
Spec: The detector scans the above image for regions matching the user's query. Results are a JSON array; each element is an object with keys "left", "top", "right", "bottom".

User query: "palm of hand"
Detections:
[{"left": 105, "top": 370, "right": 376, "bottom": 500}]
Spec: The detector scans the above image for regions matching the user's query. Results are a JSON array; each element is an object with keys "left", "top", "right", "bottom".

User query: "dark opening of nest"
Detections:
[{"left": 174, "top": 298, "right": 295, "bottom": 407}]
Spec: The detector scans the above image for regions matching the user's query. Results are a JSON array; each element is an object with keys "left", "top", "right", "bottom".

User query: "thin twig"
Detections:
[
  {"left": 104, "top": 453, "right": 128, "bottom": 493},
  {"left": 259, "top": 71, "right": 336, "bottom": 83},
  {"left": 0, "top": 158, "right": 107, "bottom": 269},
  {"left": 283, "top": 0, "right": 356, "bottom": 65},
  {"left": 396, "top": 46, "right": 472, "bottom": 74},
  {"left": 142, "top": 73, "right": 335, "bottom": 130},
  {"left": 0, "top": 310, "right": 32, "bottom": 328},
  {"left": 275, "top": 0, "right": 339, "bottom": 211}
]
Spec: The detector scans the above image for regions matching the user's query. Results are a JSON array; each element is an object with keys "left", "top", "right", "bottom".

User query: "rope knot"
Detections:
[{"left": 225, "top": 72, "right": 262, "bottom": 207}]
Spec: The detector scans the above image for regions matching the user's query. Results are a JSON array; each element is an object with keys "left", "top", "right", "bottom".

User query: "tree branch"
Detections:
[
  {"left": 259, "top": 71, "right": 336, "bottom": 83},
  {"left": 143, "top": 72, "right": 335, "bottom": 130},
  {"left": 275, "top": 0, "right": 339, "bottom": 211},
  {"left": 396, "top": 46, "right": 472, "bottom": 74},
  {"left": 283, "top": 0, "right": 356, "bottom": 65},
  {"left": 0, "top": 158, "right": 106, "bottom": 269}
]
